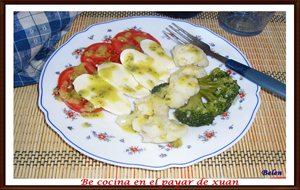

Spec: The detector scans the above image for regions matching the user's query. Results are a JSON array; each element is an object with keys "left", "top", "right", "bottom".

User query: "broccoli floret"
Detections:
[
  {"left": 174, "top": 68, "right": 240, "bottom": 127},
  {"left": 151, "top": 83, "right": 169, "bottom": 97},
  {"left": 174, "top": 92, "right": 215, "bottom": 126}
]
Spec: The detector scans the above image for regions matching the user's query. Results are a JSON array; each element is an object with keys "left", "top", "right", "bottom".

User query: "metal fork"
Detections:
[{"left": 164, "top": 23, "right": 286, "bottom": 100}]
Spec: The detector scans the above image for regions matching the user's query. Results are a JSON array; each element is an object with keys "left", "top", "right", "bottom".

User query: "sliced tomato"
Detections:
[
  {"left": 57, "top": 67, "right": 76, "bottom": 89},
  {"left": 82, "top": 61, "right": 97, "bottom": 74},
  {"left": 81, "top": 43, "right": 119, "bottom": 66},
  {"left": 64, "top": 100, "right": 103, "bottom": 113},
  {"left": 55, "top": 29, "right": 161, "bottom": 113},
  {"left": 57, "top": 65, "right": 102, "bottom": 113},
  {"left": 111, "top": 29, "right": 161, "bottom": 56}
]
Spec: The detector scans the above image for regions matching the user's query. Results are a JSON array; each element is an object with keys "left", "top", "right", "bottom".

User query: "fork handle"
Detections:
[{"left": 225, "top": 59, "right": 286, "bottom": 99}]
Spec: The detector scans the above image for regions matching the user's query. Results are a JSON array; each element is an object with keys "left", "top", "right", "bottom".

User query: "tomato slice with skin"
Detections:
[
  {"left": 64, "top": 100, "right": 103, "bottom": 113},
  {"left": 82, "top": 61, "right": 97, "bottom": 74},
  {"left": 57, "top": 67, "right": 76, "bottom": 89},
  {"left": 57, "top": 65, "right": 102, "bottom": 113},
  {"left": 81, "top": 43, "right": 119, "bottom": 66},
  {"left": 111, "top": 29, "right": 161, "bottom": 56},
  {"left": 56, "top": 29, "right": 161, "bottom": 113}
]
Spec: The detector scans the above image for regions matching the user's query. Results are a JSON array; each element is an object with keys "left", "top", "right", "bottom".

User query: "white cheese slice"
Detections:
[
  {"left": 140, "top": 39, "right": 176, "bottom": 70},
  {"left": 120, "top": 49, "right": 168, "bottom": 90},
  {"left": 97, "top": 62, "right": 150, "bottom": 98},
  {"left": 73, "top": 74, "right": 131, "bottom": 115}
]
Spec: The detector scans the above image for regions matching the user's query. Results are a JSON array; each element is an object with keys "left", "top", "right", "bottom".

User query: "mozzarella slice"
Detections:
[
  {"left": 97, "top": 62, "right": 150, "bottom": 98},
  {"left": 73, "top": 74, "right": 131, "bottom": 115},
  {"left": 140, "top": 39, "right": 176, "bottom": 70},
  {"left": 120, "top": 49, "right": 168, "bottom": 90}
]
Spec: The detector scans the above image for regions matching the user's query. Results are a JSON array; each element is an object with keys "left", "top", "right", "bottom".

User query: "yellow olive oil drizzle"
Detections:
[{"left": 80, "top": 111, "right": 104, "bottom": 119}]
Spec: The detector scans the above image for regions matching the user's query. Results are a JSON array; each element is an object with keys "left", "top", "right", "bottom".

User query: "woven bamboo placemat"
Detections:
[{"left": 14, "top": 11, "right": 286, "bottom": 179}]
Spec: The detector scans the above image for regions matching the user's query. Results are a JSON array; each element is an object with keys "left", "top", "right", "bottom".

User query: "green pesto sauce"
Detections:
[
  {"left": 85, "top": 46, "right": 109, "bottom": 57},
  {"left": 124, "top": 53, "right": 160, "bottom": 79},
  {"left": 177, "top": 75, "right": 189, "bottom": 84},
  {"left": 84, "top": 49, "right": 94, "bottom": 57},
  {"left": 69, "top": 64, "right": 86, "bottom": 81},
  {"left": 170, "top": 139, "right": 183, "bottom": 148},
  {"left": 98, "top": 63, "right": 118, "bottom": 80},
  {"left": 134, "top": 36, "right": 145, "bottom": 43},
  {"left": 121, "top": 85, "right": 136, "bottom": 93},
  {"left": 78, "top": 75, "right": 123, "bottom": 107},
  {"left": 98, "top": 64, "right": 141, "bottom": 94},
  {"left": 187, "top": 44, "right": 200, "bottom": 53},
  {"left": 117, "top": 36, "right": 127, "bottom": 42},
  {"left": 135, "top": 115, "right": 148, "bottom": 126},
  {"left": 157, "top": 123, "right": 164, "bottom": 129},
  {"left": 149, "top": 42, "right": 172, "bottom": 60},
  {"left": 59, "top": 88, "right": 82, "bottom": 104},
  {"left": 147, "top": 80, "right": 155, "bottom": 87},
  {"left": 121, "top": 124, "right": 137, "bottom": 134},
  {"left": 177, "top": 75, "right": 198, "bottom": 87},
  {"left": 53, "top": 87, "right": 62, "bottom": 101},
  {"left": 160, "top": 134, "right": 168, "bottom": 141},
  {"left": 186, "top": 44, "right": 202, "bottom": 62},
  {"left": 74, "top": 63, "right": 86, "bottom": 73},
  {"left": 81, "top": 111, "right": 104, "bottom": 119},
  {"left": 124, "top": 32, "right": 132, "bottom": 38},
  {"left": 81, "top": 122, "right": 92, "bottom": 128},
  {"left": 95, "top": 46, "right": 108, "bottom": 57},
  {"left": 135, "top": 84, "right": 144, "bottom": 90}
]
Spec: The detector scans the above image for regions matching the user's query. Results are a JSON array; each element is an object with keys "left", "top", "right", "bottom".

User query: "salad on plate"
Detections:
[{"left": 39, "top": 17, "right": 260, "bottom": 170}]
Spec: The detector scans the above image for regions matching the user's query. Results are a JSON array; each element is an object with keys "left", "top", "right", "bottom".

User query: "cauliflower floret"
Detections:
[
  {"left": 116, "top": 93, "right": 188, "bottom": 144},
  {"left": 166, "top": 75, "right": 200, "bottom": 108},
  {"left": 171, "top": 44, "right": 209, "bottom": 68},
  {"left": 170, "top": 65, "right": 207, "bottom": 81},
  {"left": 132, "top": 115, "right": 188, "bottom": 143},
  {"left": 135, "top": 97, "right": 154, "bottom": 116},
  {"left": 135, "top": 95, "right": 169, "bottom": 117},
  {"left": 132, "top": 115, "right": 163, "bottom": 141},
  {"left": 116, "top": 95, "right": 165, "bottom": 130},
  {"left": 165, "top": 65, "right": 207, "bottom": 108},
  {"left": 115, "top": 111, "right": 138, "bottom": 133},
  {"left": 164, "top": 119, "right": 188, "bottom": 141}
]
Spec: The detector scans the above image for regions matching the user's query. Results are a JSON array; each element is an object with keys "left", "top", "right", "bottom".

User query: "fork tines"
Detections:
[
  {"left": 164, "top": 23, "right": 196, "bottom": 44},
  {"left": 163, "top": 29, "right": 185, "bottom": 45},
  {"left": 164, "top": 23, "right": 210, "bottom": 51}
]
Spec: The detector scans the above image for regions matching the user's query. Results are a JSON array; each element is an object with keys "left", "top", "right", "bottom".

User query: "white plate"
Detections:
[{"left": 39, "top": 16, "right": 261, "bottom": 170}]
